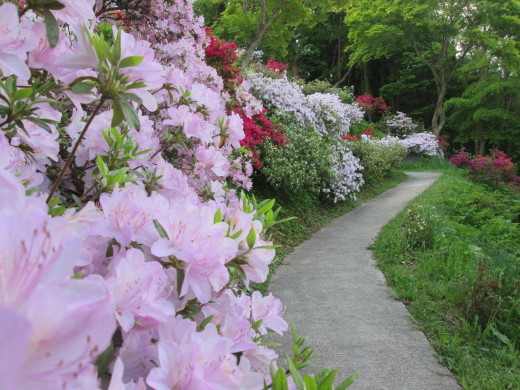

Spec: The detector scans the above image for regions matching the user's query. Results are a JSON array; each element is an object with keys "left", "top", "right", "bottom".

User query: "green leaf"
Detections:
[
  {"left": 303, "top": 376, "right": 318, "bottom": 390},
  {"left": 42, "top": 8, "right": 60, "bottom": 48},
  {"left": 120, "top": 99, "right": 140, "bottom": 131},
  {"left": 111, "top": 100, "right": 124, "bottom": 128},
  {"left": 119, "top": 56, "right": 144, "bottom": 68},
  {"left": 112, "top": 29, "right": 122, "bottom": 66},
  {"left": 14, "top": 88, "right": 33, "bottom": 100},
  {"left": 43, "top": 1, "right": 66, "bottom": 10},
  {"left": 273, "top": 367, "right": 288, "bottom": 390},
  {"left": 252, "top": 319, "right": 263, "bottom": 331},
  {"left": 70, "top": 82, "right": 95, "bottom": 94},
  {"left": 335, "top": 373, "right": 359, "bottom": 390},
  {"left": 214, "top": 208, "right": 223, "bottom": 223},
  {"left": 246, "top": 227, "right": 256, "bottom": 248},
  {"left": 95, "top": 155, "right": 109, "bottom": 176},
  {"left": 153, "top": 219, "right": 169, "bottom": 239},
  {"left": 25, "top": 116, "right": 53, "bottom": 133},
  {"left": 196, "top": 315, "right": 214, "bottom": 332},
  {"left": 229, "top": 230, "right": 243, "bottom": 240},
  {"left": 176, "top": 268, "right": 185, "bottom": 297},
  {"left": 287, "top": 358, "right": 304, "bottom": 390},
  {"left": 258, "top": 199, "right": 276, "bottom": 215},
  {"left": 121, "top": 92, "right": 143, "bottom": 105},
  {"left": 317, "top": 369, "right": 337, "bottom": 389}
]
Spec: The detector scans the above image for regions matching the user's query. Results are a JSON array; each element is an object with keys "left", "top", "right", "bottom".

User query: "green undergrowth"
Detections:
[
  {"left": 251, "top": 170, "right": 408, "bottom": 294},
  {"left": 404, "top": 155, "right": 460, "bottom": 172},
  {"left": 372, "top": 166, "right": 520, "bottom": 389}
]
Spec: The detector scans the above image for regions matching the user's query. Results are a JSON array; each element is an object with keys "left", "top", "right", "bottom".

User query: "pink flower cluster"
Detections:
[
  {"left": 451, "top": 149, "right": 519, "bottom": 187},
  {"left": 0, "top": 1, "right": 289, "bottom": 388}
]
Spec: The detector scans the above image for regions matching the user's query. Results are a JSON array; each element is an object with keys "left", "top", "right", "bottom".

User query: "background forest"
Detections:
[{"left": 195, "top": 0, "right": 520, "bottom": 160}]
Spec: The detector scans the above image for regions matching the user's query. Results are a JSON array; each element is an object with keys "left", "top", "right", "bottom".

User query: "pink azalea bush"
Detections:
[
  {"left": 0, "top": 1, "right": 305, "bottom": 388},
  {"left": 451, "top": 149, "right": 520, "bottom": 188}
]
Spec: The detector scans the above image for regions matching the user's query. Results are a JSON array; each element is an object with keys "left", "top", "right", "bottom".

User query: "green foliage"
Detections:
[
  {"left": 0, "top": 76, "right": 60, "bottom": 149},
  {"left": 372, "top": 171, "right": 520, "bottom": 388},
  {"left": 259, "top": 116, "right": 334, "bottom": 195},
  {"left": 445, "top": 73, "right": 520, "bottom": 158},
  {"left": 400, "top": 204, "right": 438, "bottom": 250},
  {"left": 299, "top": 79, "right": 354, "bottom": 103},
  {"left": 348, "top": 141, "right": 406, "bottom": 184}
]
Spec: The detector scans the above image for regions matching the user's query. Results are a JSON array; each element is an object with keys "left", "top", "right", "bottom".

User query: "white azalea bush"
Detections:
[
  {"left": 0, "top": 0, "right": 357, "bottom": 389},
  {"left": 245, "top": 73, "right": 364, "bottom": 201},
  {"left": 246, "top": 71, "right": 364, "bottom": 136},
  {"left": 399, "top": 132, "right": 442, "bottom": 157},
  {"left": 384, "top": 111, "right": 418, "bottom": 137}
]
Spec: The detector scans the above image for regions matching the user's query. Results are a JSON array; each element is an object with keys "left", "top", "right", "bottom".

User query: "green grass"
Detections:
[
  {"left": 372, "top": 165, "right": 520, "bottom": 389},
  {"left": 404, "top": 155, "right": 460, "bottom": 172},
  {"left": 251, "top": 170, "right": 408, "bottom": 293}
]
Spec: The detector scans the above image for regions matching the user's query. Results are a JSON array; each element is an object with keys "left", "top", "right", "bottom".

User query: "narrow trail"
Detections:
[{"left": 269, "top": 172, "right": 461, "bottom": 390}]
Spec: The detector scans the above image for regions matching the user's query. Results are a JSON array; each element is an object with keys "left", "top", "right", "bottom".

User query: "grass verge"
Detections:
[
  {"left": 372, "top": 164, "right": 520, "bottom": 389},
  {"left": 252, "top": 170, "right": 408, "bottom": 293}
]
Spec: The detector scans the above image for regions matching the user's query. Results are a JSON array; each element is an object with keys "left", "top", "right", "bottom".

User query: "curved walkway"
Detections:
[{"left": 269, "top": 172, "right": 461, "bottom": 390}]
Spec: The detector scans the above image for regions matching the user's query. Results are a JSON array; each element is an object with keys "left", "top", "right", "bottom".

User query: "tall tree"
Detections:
[
  {"left": 344, "top": 0, "right": 516, "bottom": 136},
  {"left": 195, "top": 0, "right": 342, "bottom": 68}
]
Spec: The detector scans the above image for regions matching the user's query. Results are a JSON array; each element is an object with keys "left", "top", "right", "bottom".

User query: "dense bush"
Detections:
[
  {"left": 348, "top": 140, "right": 407, "bottom": 184},
  {"left": 259, "top": 115, "right": 364, "bottom": 201},
  {"left": 204, "top": 28, "right": 285, "bottom": 167},
  {"left": 260, "top": 118, "right": 333, "bottom": 194},
  {"left": 383, "top": 111, "right": 419, "bottom": 137},
  {"left": 451, "top": 149, "right": 519, "bottom": 188},
  {"left": 245, "top": 71, "right": 364, "bottom": 136},
  {"left": 399, "top": 132, "right": 442, "bottom": 157},
  {"left": 300, "top": 79, "right": 354, "bottom": 103}
]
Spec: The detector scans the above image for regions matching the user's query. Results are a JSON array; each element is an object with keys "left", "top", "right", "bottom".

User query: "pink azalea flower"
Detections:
[
  {"left": 108, "top": 358, "right": 147, "bottom": 390},
  {"left": 0, "top": 278, "right": 116, "bottom": 389},
  {"left": 51, "top": 0, "right": 96, "bottom": 28},
  {"left": 251, "top": 291, "right": 288, "bottom": 336},
  {"left": 96, "top": 184, "right": 169, "bottom": 247},
  {"left": 0, "top": 175, "right": 83, "bottom": 307},
  {"left": 151, "top": 202, "right": 237, "bottom": 303},
  {"left": 194, "top": 145, "right": 230, "bottom": 177},
  {"left": 117, "top": 28, "right": 164, "bottom": 111},
  {"left": 0, "top": 307, "right": 31, "bottom": 390},
  {"left": 148, "top": 316, "right": 254, "bottom": 390},
  {"left": 28, "top": 21, "right": 72, "bottom": 77},
  {"left": 0, "top": 3, "right": 37, "bottom": 81},
  {"left": 106, "top": 249, "right": 174, "bottom": 331}
]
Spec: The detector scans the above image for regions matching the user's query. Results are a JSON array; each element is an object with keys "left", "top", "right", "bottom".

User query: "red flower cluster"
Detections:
[
  {"left": 204, "top": 29, "right": 285, "bottom": 167},
  {"left": 451, "top": 149, "right": 519, "bottom": 188},
  {"left": 204, "top": 27, "right": 243, "bottom": 90},
  {"left": 266, "top": 58, "right": 288, "bottom": 76},
  {"left": 355, "top": 95, "right": 392, "bottom": 116},
  {"left": 341, "top": 134, "right": 360, "bottom": 141}
]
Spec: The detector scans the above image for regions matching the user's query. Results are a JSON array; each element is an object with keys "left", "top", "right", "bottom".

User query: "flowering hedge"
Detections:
[
  {"left": 204, "top": 28, "right": 285, "bottom": 168},
  {"left": 245, "top": 71, "right": 364, "bottom": 136},
  {"left": 0, "top": 1, "right": 349, "bottom": 388},
  {"left": 398, "top": 132, "right": 442, "bottom": 157},
  {"left": 244, "top": 71, "right": 364, "bottom": 201},
  {"left": 451, "top": 149, "right": 519, "bottom": 187}
]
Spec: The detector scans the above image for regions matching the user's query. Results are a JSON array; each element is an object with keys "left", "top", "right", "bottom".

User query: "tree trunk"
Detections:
[
  {"left": 431, "top": 74, "right": 448, "bottom": 136},
  {"left": 241, "top": 2, "right": 282, "bottom": 69}
]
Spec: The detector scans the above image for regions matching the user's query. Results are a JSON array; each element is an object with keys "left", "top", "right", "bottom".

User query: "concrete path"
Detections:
[{"left": 269, "top": 172, "right": 461, "bottom": 390}]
